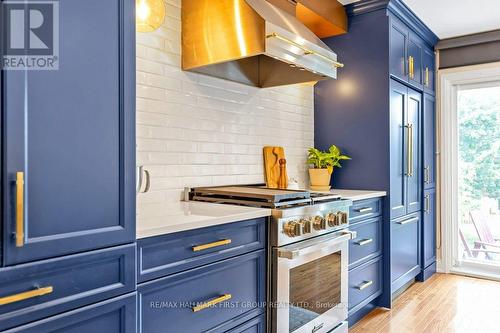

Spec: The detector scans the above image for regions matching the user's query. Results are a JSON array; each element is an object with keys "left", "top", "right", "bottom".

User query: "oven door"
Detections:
[{"left": 272, "top": 230, "right": 355, "bottom": 333}]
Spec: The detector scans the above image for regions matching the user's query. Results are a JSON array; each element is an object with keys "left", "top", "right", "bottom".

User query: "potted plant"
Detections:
[{"left": 307, "top": 145, "right": 351, "bottom": 190}]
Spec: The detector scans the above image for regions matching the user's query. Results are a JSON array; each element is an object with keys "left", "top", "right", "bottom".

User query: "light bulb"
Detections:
[
  {"left": 136, "top": 0, "right": 166, "bottom": 33},
  {"left": 137, "top": 1, "right": 151, "bottom": 22}
]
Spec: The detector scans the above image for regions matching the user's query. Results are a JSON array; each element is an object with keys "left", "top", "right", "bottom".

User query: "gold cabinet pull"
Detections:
[
  {"left": 0, "top": 286, "right": 53, "bottom": 306},
  {"left": 424, "top": 194, "right": 431, "bottom": 214},
  {"left": 266, "top": 33, "right": 344, "bottom": 68},
  {"left": 397, "top": 217, "right": 419, "bottom": 225},
  {"left": 424, "top": 166, "right": 430, "bottom": 184},
  {"left": 192, "top": 239, "right": 232, "bottom": 252},
  {"left": 408, "top": 56, "right": 414, "bottom": 79},
  {"left": 192, "top": 294, "right": 232, "bottom": 313},
  {"left": 16, "top": 172, "right": 25, "bottom": 247},
  {"left": 356, "top": 280, "right": 373, "bottom": 291},
  {"left": 425, "top": 67, "right": 430, "bottom": 86},
  {"left": 356, "top": 207, "right": 373, "bottom": 213},
  {"left": 355, "top": 239, "right": 373, "bottom": 246}
]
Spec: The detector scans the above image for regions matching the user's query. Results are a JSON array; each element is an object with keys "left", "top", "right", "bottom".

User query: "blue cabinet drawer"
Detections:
[
  {"left": 391, "top": 213, "right": 420, "bottom": 291},
  {"left": 0, "top": 244, "right": 136, "bottom": 331},
  {"left": 348, "top": 257, "right": 382, "bottom": 313},
  {"left": 2, "top": 293, "right": 136, "bottom": 333},
  {"left": 224, "top": 314, "right": 266, "bottom": 333},
  {"left": 138, "top": 218, "right": 266, "bottom": 283},
  {"left": 138, "top": 250, "right": 266, "bottom": 333},
  {"left": 349, "top": 199, "right": 382, "bottom": 223},
  {"left": 349, "top": 217, "right": 382, "bottom": 268}
]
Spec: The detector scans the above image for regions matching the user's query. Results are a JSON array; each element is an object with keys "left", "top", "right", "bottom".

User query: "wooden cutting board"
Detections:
[{"left": 263, "top": 146, "right": 288, "bottom": 189}]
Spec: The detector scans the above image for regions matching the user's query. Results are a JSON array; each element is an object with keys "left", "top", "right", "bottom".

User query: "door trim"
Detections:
[{"left": 438, "top": 61, "right": 500, "bottom": 276}]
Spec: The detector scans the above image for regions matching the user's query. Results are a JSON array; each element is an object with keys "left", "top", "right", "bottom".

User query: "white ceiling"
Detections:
[{"left": 338, "top": 0, "right": 500, "bottom": 39}]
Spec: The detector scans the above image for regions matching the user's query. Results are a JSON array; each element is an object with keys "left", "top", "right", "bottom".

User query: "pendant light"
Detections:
[{"left": 136, "top": 0, "right": 166, "bottom": 33}]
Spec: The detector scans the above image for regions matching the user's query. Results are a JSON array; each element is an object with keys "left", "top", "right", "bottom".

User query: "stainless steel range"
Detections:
[{"left": 190, "top": 185, "right": 356, "bottom": 333}]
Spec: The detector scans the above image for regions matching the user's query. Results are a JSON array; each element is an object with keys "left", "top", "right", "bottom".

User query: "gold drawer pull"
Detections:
[
  {"left": 0, "top": 286, "right": 53, "bottom": 306},
  {"left": 356, "top": 207, "right": 373, "bottom": 213},
  {"left": 355, "top": 239, "right": 373, "bottom": 246},
  {"left": 192, "top": 294, "right": 232, "bottom": 313},
  {"left": 192, "top": 239, "right": 231, "bottom": 252},
  {"left": 397, "top": 217, "right": 419, "bottom": 225},
  {"left": 16, "top": 172, "right": 25, "bottom": 247},
  {"left": 356, "top": 280, "right": 373, "bottom": 291}
]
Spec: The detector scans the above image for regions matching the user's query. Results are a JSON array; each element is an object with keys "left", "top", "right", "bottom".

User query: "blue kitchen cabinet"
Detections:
[
  {"left": 389, "top": 80, "right": 421, "bottom": 219},
  {"left": 2, "top": 293, "right": 137, "bottom": 333},
  {"left": 391, "top": 213, "right": 420, "bottom": 292},
  {"left": 2, "top": 0, "right": 136, "bottom": 265},
  {"left": 316, "top": 0, "right": 437, "bottom": 309},
  {"left": 423, "top": 94, "right": 436, "bottom": 189},
  {"left": 225, "top": 314, "right": 266, "bottom": 333},
  {"left": 138, "top": 250, "right": 266, "bottom": 333},
  {"left": 389, "top": 16, "right": 408, "bottom": 83}
]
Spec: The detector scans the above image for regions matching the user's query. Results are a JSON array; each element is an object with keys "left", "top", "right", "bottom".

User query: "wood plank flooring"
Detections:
[{"left": 350, "top": 273, "right": 500, "bottom": 333}]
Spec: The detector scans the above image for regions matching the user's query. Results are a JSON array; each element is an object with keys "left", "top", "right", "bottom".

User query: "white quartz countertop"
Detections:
[
  {"left": 310, "top": 188, "right": 387, "bottom": 201},
  {"left": 136, "top": 201, "right": 271, "bottom": 239}
]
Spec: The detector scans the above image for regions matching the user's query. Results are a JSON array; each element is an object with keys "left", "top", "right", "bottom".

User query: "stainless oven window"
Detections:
[{"left": 289, "top": 251, "right": 342, "bottom": 332}]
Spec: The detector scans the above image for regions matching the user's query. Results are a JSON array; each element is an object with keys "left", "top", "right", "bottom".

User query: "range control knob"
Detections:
[
  {"left": 313, "top": 216, "right": 327, "bottom": 230},
  {"left": 301, "top": 219, "right": 312, "bottom": 234},
  {"left": 338, "top": 212, "right": 349, "bottom": 224},
  {"left": 283, "top": 221, "right": 302, "bottom": 237},
  {"left": 326, "top": 213, "right": 338, "bottom": 227}
]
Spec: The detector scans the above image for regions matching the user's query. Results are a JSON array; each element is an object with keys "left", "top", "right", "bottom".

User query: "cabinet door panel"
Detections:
[
  {"left": 408, "top": 33, "right": 423, "bottom": 88},
  {"left": 389, "top": 18, "right": 408, "bottom": 82},
  {"left": 406, "top": 89, "right": 421, "bottom": 214},
  {"left": 2, "top": 293, "right": 136, "bottom": 333},
  {"left": 390, "top": 80, "right": 407, "bottom": 219},
  {"left": 3, "top": 0, "right": 135, "bottom": 265},
  {"left": 391, "top": 214, "right": 420, "bottom": 289},
  {"left": 423, "top": 94, "right": 436, "bottom": 189},
  {"left": 422, "top": 189, "right": 436, "bottom": 268}
]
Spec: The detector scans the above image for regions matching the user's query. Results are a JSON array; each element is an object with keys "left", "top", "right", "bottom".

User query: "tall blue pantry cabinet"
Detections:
[
  {"left": 1, "top": 0, "right": 136, "bottom": 331},
  {"left": 314, "top": 0, "right": 438, "bottom": 320}
]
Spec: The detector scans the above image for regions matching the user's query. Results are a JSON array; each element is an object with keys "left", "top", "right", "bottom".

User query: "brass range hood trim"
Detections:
[{"left": 182, "top": 0, "right": 342, "bottom": 88}]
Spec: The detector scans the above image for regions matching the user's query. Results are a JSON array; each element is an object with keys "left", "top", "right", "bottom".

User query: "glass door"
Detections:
[{"left": 454, "top": 83, "right": 500, "bottom": 277}]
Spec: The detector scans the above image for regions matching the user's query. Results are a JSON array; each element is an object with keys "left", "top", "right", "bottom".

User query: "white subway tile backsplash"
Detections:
[{"left": 136, "top": 0, "right": 314, "bottom": 217}]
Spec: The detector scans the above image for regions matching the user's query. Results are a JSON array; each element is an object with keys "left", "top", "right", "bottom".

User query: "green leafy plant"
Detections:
[{"left": 307, "top": 145, "right": 351, "bottom": 171}]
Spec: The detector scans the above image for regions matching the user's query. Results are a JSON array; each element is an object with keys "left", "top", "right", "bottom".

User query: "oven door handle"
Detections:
[{"left": 278, "top": 230, "right": 357, "bottom": 260}]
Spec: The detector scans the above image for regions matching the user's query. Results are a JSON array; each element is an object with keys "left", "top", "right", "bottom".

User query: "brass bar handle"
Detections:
[
  {"left": 192, "top": 239, "right": 232, "bottom": 252},
  {"left": 424, "top": 194, "right": 431, "bottom": 214},
  {"left": 425, "top": 67, "right": 429, "bottom": 86},
  {"left": 355, "top": 239, "right": 373, "bottom": 246},
  {"left": 192, "top": 294, "right": 232, "bottom": 313},
  {"left": 408, "top": 56, "right": 414, "bottom": 79},
  {"left": 16, "top": 172, "right": 25, "bottom": 248},
  {"left": 0, "top": 286, "right": 53, "bottom": 306},
  {"left": 404, "top": 125, "right": 411, "bottom": 176},
  {"left": 424, "top": 166, "right": 430, "bottom": 184},
  {"left": 266, "top": 33, "right": 344, "bottom": 68},
  {"left": 356, "top": 280, "right": 373, "bottom": 291},
  {"left": 408, "top": 124, "right": 414, "bottom": 177},
  {"left": 356, "top": 207, "right": 373, "bottom": 213},
  {"left": 397, "top": 217, "right": 419, "bottom": 225}
]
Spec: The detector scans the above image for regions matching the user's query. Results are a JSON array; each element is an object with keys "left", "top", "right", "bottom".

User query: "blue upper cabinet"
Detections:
[
  {"left": 407, "top": 32, "right": 424, "bottom": 89},
  {"left": 423, "top": 48, "right": 435, "bottom": 94},
  {"left": 389, "top": 17, "right": 408, "bottom": 82},
  {"left": 2, "top": 0, "right": 136, "bottom": 265}
]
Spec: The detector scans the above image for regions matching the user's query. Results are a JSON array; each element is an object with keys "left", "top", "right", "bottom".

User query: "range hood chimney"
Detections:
[{"left": 182, "top": 0, "right": 343, "bottom": 88}]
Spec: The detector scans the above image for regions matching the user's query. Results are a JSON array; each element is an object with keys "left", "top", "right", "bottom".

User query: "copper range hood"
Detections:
[{"left": 182, "top": 0, "right": 344, "bottom": 88}]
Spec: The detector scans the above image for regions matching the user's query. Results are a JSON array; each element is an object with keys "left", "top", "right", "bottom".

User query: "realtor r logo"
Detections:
[{"left": 1, "top": 0, "right": 59, "bottom": 70}]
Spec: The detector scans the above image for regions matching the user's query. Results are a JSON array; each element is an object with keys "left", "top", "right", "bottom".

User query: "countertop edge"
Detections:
[{"left": 136, "top": 207, "right": 271, "bottom": 239}]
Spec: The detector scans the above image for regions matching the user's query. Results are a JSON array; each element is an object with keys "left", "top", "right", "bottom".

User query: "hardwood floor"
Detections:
[{"left": 350, "top": 273, "right": 500, "bottom": 333}]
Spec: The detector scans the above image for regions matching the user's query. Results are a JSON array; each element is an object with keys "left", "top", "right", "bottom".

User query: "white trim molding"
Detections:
[{"left": 438, "top": 61, "right": 500, "bottom": 276}]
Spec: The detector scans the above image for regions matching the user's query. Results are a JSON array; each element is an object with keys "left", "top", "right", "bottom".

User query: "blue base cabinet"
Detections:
[
  {"left": 0, "top": 0, "right": 136, "bottom": 331},
  {"left": 137, "top": 218, "right": 268, "bottom": 333},
  {"left": 315, "top": 0, "right": 438, "bottom": 311},
  {"left": 347, "top": 198, "right": 384, "bottom": 327}
]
